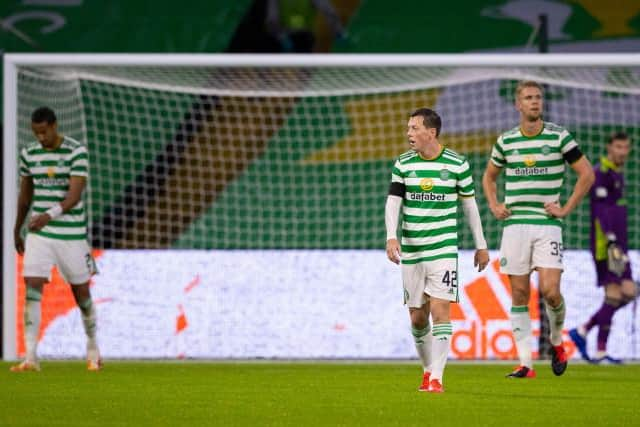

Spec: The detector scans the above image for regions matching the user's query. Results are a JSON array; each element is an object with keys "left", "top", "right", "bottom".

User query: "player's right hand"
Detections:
[
  {"left": 489, "top": 203, "right": 511, "bottom": 220},
  {"left": 474, "top": 249, "right": 490, "bottom": 272},
  {"left": 386, "top": 238, "right": 401, "bottom": 264},
  {"left": 28, "top": 213, "right": 51, "bottom": 232},
  {"left": 14, "top": 231, "right": 25, "bottom": 255}
]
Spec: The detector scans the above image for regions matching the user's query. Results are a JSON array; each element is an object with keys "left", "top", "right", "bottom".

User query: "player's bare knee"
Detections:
[
  {"left": 409, "top": 308, "right": 428, "bottom": 329},
  {"left": 410, "top": 316, "right": 428, "bottom": 329},
  {"left": 541, "top": 288, "right": 562, "bottom": 307},
  {"left": 621, "top": 280, "right": 637, "bottom": 300},
  {"left": 622, "top": 291, "right": 637, "bottom": 303},
  {"left": 431, "top": 314, "right": 450, "bottom": 324},
  {"left": 508, "top": 276, "right": 530, "bottom": 305},
  {"left": 605, "top": 283, "right": 623, "bottom": 301},
  {"left": 24, "top": 279, "right": 44, "bottom": 302},
  {"left": 429, "top": 300, "right": 450, "bottom": 324},
  {"left": 24, "top": 278, "right": 45, "bottom": 294},
  {"left": 511, "top": 286, "right": 530, "bottom": 306},
  {"left": 620, "top": 288, "right": 636, "bottom": 305},
  {"left": 71, "top": 282, "right": 91, "bottom": 304},
  {"left": 512, "top": 292, "right": 529, "bottom": 306}
]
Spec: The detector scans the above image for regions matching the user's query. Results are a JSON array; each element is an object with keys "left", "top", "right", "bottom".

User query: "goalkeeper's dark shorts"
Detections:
[{"left": 595, "top": 260, "right": 632, "bottom": 287}]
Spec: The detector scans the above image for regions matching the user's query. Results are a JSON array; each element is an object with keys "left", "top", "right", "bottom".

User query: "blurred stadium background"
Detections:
[{"left": 2, "top": 0, "right": 640, "bottom": 362}]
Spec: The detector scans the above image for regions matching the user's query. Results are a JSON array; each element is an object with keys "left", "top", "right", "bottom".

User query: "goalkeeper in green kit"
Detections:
[{"left": 569, "top": 132, "right": 637, "bottom": 364}]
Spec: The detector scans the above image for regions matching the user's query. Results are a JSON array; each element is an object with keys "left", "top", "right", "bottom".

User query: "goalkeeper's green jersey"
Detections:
[
  {"left": 20, "top": 136, "right": 89, "bottom": 241},
  {"left": 390, "top": 147, "right": 474, "bottom": 265}
]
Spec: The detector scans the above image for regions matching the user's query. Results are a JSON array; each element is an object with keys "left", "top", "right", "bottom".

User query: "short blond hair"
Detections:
[{"left": 515, "top": 80, "right": 543, "bottom": 98}]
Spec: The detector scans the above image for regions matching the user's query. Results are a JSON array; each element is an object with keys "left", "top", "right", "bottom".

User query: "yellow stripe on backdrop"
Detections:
[{"left": 303, "top": 89, "right": 497, "bottom": 164}]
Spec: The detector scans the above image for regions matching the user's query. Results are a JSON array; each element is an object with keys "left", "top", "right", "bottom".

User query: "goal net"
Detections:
[
  {"left": 8, "top": 55, "right": 640, "bottom": 251},
  {"left": 4, "top": 54, "right": 640, "bottom": 359}
]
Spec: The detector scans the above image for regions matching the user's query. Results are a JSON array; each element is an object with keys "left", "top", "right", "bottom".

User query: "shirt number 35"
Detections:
[{"left": 550, "top": 241, "right": 563, "bottom": 260}]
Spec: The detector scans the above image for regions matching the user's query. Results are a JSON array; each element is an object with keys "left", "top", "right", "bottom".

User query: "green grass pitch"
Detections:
[{"left": 1, "top": 361, "right": 638, "bottom": 426}]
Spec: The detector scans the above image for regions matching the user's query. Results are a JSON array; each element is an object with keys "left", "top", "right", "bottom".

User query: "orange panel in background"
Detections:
[
  {"left": 450, "top": 301, "right": 466, "bottom": 320},
  {"left": 465, "top": 275, "right": 509, "bottom": 321}
]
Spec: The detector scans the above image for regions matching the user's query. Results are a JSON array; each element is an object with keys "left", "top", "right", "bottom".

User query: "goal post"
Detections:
[
  {"left": 3, "top": 53, "right": 640, "bottom": 360},
  {"left": 3, "top": 58, "right": 18, "bottom": 361}
]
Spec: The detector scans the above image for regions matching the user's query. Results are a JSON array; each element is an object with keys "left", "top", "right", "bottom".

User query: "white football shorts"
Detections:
[
  {"left": 401, "top": 257, "right": 459, "bottom": 307},
  {"left": 499, "top": 224, "right": 563, "bottom": 275},
  {"left": 23, "top": 233, "right": 96, "bottom": 284}
]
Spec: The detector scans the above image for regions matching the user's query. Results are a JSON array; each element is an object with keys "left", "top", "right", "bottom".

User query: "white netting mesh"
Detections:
[
  {"left": 20, "top": 65, "right": 640, "bottom": 96},
  {"left": 15, "top": 63, "right": 640, "bottom": 250}
]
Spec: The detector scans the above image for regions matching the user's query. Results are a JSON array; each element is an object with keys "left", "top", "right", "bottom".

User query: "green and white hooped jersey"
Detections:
[
  {"left": 20, "top": 136, "right": 89, "bottom": 240},
  {"left": 490, "top": 122, "right": 578, "bottom": 228},
  {"left": 390, "top": 147, "right": 474, "bottom": 265}
]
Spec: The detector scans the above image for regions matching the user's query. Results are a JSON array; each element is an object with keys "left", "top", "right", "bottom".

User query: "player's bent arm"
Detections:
[
  {"left": 47, "top": 176, "right": 87, "bottom": 220},
  {"left": 482, "top": 161, "right": 511, "bottom": 219},
  {"left": 15, "top": 176, "right": 34, "bottom": 232},
  {"left": 482, "top": 161, "right": 502, "bottom": 209},
  {"left": 563, "top": 155, "right": 595, "bottom": 216},
  {"left": 61, "top": 176, "right": 87, "bottom": 212},
  {"left": 461, "top": 196, "right": 488, "bottom": 250}
]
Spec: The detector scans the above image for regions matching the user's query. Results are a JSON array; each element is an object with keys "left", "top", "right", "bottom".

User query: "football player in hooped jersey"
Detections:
[
  {"left": 385, "top": 108, "right": 490, "bottom": 393},
  {"left": 483, "top": 81, "right": 595, "bottom": 379},
  {"left": 11, "top": 107, "right": 101, "bottom": 372}
]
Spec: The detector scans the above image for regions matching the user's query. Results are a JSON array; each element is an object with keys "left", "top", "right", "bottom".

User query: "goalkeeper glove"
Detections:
[{"left": 607, "top": 234, "right": 629, "bottom": 277}]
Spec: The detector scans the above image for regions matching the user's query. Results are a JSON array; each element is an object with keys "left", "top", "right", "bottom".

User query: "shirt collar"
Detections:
[{"left": 600, "top": 156, "right": 619, "bottom": 172}]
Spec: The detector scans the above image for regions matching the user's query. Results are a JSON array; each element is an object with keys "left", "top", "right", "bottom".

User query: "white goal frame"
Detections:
[{"left": 4, "top": 53, "right": 640, "bottom": 360}]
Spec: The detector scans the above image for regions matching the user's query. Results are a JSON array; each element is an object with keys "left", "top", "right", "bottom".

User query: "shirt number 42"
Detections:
[{"left": 442, "top": 270, "right": 458, "bottom": 294}]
